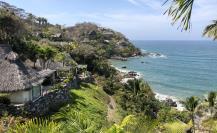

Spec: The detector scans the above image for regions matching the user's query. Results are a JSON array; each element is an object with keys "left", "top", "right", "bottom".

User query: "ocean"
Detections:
[{"left": 111, "top": 40, "right": 217, "bottom": 100}]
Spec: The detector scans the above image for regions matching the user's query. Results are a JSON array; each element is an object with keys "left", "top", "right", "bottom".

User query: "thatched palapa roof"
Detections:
[{"left": 0, "top": 44, "right": 55, "bottom": 93}]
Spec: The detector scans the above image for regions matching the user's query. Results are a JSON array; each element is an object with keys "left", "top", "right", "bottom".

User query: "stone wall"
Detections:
[
  {"left": 24, "top": 88, "right": 71, "bottom": 116},
  {"left": 0, "top": 89, "right": 71, "bottom": 117}
]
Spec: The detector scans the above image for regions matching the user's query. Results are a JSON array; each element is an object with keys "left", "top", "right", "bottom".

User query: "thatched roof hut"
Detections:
[
  {"left": 48, "top": 62, "right": 72, "bottom": 71},
  {"left": 0, "top": 44, "right": 45, "bottom": 93}
]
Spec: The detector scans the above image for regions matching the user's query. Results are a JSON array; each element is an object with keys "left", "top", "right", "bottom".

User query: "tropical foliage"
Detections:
[
  {"left": 203, "top": 20, "right": 217, "bottom": 40},
  {"left": 1, "top": 1, "right": 217, "bottom": 133},
  {"left": 106, "top": 115, "right": 137, "bottom": 133},
  {"left": 54, "top": 110, "right": 96, "bottom": 133},
  {"left": 184, "top": 96, "right": 200, "bottom": 133},
  {"left": 8, "top": 119, "right": 60, "bottom": 133},
  {"left": 118, "top": 79, "right": 161, "bottom": 117},
  {"left": 165, "top": 0, "right": 217, "bottom": 40}
]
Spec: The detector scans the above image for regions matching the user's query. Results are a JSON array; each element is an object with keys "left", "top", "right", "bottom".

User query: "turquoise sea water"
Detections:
[{"left": 111, "top": 41, "right": 217, "bottom": 99}]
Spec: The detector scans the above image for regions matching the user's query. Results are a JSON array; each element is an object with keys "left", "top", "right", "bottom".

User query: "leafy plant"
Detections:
[
  {"left": 0, "top": 96, "right": 10, "bottom": 105},
  {"left": 184, "top": 96, "right": 200, "bottom": 133},
  {"left": 165, "top": 0, "right": 217, "bottom": 40},
  {"left": 8, "top": 118, "right": 60, "bottom": 133},
  {"left": 106, "top": 115, "right": 137, "bottom": 133},
  {"left": 208, "top": 92, "right": 217, "bottom": 116},
  {"left": 54, "top": 110, "right": 96, "bottom": 133},
  {"left": 163, "top": 121, "right": 191, "bottom": 133}
]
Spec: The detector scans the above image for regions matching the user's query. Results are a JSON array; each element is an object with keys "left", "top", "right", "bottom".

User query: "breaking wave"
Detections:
[{"left": 141, "top": 49, "right": 167, "bottom": 59}]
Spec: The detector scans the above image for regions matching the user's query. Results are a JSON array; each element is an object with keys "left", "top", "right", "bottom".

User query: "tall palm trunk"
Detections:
[
  {"left": 33, "top": 61, "right": 36, "bottom": 68},
  {"left": 192, "top": 112, "right": 195, "bottom": 133}
]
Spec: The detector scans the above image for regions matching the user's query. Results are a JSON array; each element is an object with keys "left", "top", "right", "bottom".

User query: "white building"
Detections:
[{"left": 0, "top": 44, "right": 56, "bottom": 104}]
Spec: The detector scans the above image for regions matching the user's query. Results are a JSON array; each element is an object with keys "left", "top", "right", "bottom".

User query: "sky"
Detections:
[{"left": 2, "top": 0, "right": 217, "bottom": 40}]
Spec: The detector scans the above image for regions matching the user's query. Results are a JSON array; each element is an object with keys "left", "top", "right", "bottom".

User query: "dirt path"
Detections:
[{"left": 107, "top": 95, "right": 117, "bottom": 123}]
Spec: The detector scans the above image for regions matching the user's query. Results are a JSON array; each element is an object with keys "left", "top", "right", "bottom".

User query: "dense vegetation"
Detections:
[{"left": 0, "top": 1, "right": 217, "bottom": 133}]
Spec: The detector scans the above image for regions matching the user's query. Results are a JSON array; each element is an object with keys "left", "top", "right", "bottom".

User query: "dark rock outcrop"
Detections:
[{"left": 164, "top": 98, "right": 177, "bottom": 107}]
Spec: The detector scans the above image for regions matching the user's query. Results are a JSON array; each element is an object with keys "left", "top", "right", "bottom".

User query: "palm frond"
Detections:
[
  {"left": 164, "top": 0, "right": 195, "bottom": 31},
  {"left": 53, "top": 109, "right": 96, "bottom": 133},
  {"left": 184, "top": 96, "right": 199, "bottom": 112},
  {"left": 8, "top": 118, "right": 60, "bottom": 133},
  {"left": 203, "top": 20, "right": 217, "bottom": 40}
]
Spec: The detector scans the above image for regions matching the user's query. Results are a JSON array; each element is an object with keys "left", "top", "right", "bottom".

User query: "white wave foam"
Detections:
[
  {"left": 140, "top": 49, "right": 167, "bottom": 59},
  {"left": 111, "top": 65, "right": 143, "bottom": 79},
  {"left": 141, "top": 49, "right": 147, "bottom": 53},
  {"left": 112, "top": 66, "right": 129, "bottom": 73},
  {"left": 112, "top": 65, "right": 183, "bottom": 111},
  {"left": 155, "top": 93, "right": 185, "bottom": 111},
  {"left": 148, "top": 52, "right": 167, "bottom": 59}
]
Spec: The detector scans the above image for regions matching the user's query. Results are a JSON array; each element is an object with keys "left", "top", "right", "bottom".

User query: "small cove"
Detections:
[{"left": 111, "top": 40, "right": 217, "bottom": 100}]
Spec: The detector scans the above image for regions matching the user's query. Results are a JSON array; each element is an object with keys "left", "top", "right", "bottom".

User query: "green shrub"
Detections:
[
  {"left": 8, "top": 118, "right": 60, "bottom": 133},
  {"left": 162, "top": 121, "right": 191, "bottom": 133},
  {"left": 117, "top": 79, "right": 161, "bottom": 117},
  {"left": 0, "top": 96, "right": 10, "bottom": 105}
]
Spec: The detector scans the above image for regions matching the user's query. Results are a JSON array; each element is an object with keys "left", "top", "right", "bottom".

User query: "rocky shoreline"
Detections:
[
  {"left": 113, "top": 66, "right": 185, "bottom": 111},
  {"left": 110, "top": 56, "right": 128, "bottom": 61},
  {"left": 155, "top": 93, "right": 185, "bottom": 111},
  {"left": 110, "top": 51, "right": 167, "bottom": 61}
]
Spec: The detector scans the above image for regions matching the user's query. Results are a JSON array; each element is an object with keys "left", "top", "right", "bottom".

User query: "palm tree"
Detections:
[
  {"left": 126, "top": 79, "right": 144, "bottom": 95},
  {"left": 203, "top": 20, "right": 217, "bottom": 40},
  {"left": 164, "top": 0, "right": 217, "bottom": 40},
  {"left": 164, "top": 0, "right": 194, "bottom": 31},
  {"left": 37, "top": 17, "right": 42, "bottom": 26},
  {"left": 184, "top": 96, "right": 200, "bottom": 133},
  {"left": 208, "top": 92, "right": 216, "bottom": 116},
  {"left": 27, "top": 13, "right": 36, "bottom": 31},
  {"left": 41, "top": 17, "right": 48, "bottom": 27}
]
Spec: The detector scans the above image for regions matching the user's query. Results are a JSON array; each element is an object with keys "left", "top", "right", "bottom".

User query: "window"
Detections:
[{"left": 32, "top": 85, "right": 41, "bottom": 100}]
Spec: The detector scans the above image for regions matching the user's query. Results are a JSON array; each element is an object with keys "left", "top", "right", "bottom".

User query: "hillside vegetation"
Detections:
[{"left": 1, "top": 1, "right": 217, "bottom": 133}]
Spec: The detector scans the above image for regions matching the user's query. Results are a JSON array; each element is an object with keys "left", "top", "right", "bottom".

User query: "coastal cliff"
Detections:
[
  {"left": 66, "top": 22, "right": 141, "bottom": 58},
  {"left": 1, "top": 1, "right": 217, "bottom": 133}
]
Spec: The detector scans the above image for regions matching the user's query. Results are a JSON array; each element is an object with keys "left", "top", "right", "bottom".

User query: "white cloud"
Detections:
[
  {"left": 193, "top": 0, "right": 217, "bottom": 20},
  {"left": 127, "top": 0, "right": 164, "bottom": 11},
  {"left": 127, "top": 0, "right": 141, "bottom": 6},
  {"left": 40, "top": 0, "right": 217, "bottom": 40},
  {"left": 138, "top": 0, "right": 164, "bottom": 10}
]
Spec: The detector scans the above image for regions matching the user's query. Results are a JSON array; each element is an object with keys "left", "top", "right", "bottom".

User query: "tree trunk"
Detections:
[
  {"left": 192, "top": 113, "right": 195, "bottom": 133},
  {"left": 33, "top": 62, "right": 36, "bottom": 68}
]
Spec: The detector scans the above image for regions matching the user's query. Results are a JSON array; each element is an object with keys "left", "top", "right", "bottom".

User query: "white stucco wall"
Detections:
[
  {"left": 8, "top": 85, "right": 43, "bottom": 104},
  {"left": 9, "top": 90, "right": 32, "bottom": 104}
]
